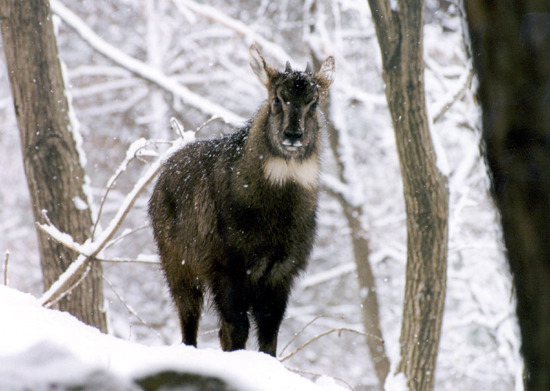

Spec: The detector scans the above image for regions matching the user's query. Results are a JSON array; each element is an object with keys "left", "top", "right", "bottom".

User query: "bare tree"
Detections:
[
  {"left": 366, "top": 0, "right": 449, "bottom": 389},
  {"left": 0, "top": 0, "right": 107, "bottom": 331},
  {"left": 465, "top": 1, "right": 550, "bottom": 389}
]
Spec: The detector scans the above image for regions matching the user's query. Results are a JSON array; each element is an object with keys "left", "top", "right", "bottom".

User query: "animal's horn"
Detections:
[{"left": 285, "top": 61, "right": 292, "bottom": 73}]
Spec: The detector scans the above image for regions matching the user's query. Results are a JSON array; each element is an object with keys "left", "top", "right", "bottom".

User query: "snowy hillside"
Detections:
[{"left": 0, "top": 285, "right": 346, "bottom": 391}]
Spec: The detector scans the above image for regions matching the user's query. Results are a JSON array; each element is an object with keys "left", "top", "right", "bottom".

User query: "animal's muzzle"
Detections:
[{"left": 283, "top": 128, "right": 303, "bottom": 142}]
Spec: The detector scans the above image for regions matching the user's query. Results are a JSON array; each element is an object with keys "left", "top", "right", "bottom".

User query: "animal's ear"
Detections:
[
  {"left": 316, "top": 56, "right": 335, "bottom": 88},
  {"left": 249, "top": 45, "right": 273, "bottom": 86}
]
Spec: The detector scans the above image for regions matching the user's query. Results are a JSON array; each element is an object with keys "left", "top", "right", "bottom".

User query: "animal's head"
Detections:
[{"left": 249, "top": 45, "right": 334, "bottom": 160}]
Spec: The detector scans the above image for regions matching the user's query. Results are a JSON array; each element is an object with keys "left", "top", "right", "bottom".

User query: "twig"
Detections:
[
  {"left": 36, "top": 223, "right": 83, "bottom": 254},
  {"left": 92, "top": 138, "right": 149, "bottom": 240},
  {"left": 432, "top": 68, "right": 474, "bottom": 124},
  {"left": 279, "top": 314, "right": 344, "bottom": 356},
  {"left": 170, "top": 117, "right": 185, "bottom": 138},
  {"left": 279, "top": 327, "right": 384, "bottom": 363},
  {"left": 104, "top": 225, "right": 149, "bottom": 250},
  {"left": 39, "top": 132, "right": 195, "bottom": 307},
  {"left": 103, "top": 276, "right": 163, "bottom": 340},
  {"left": 173, "top": 0, "right": 292, "bottom": 64},
  {"left": 3, "top": 250, "right": 9, "bottom": 286},
  {"left": 36, "top": 224, "right": 158, "bottom": 264},
  {"left": 196, "top": 115, "right": 222, "bottom": 135},
  {"left": 199, "top": 328, "right": 219, "bottom": 337},
  {"left": 43, "top": 262, "right": 92, "bottom": 308},
  {"left": 96, "top": 256, "right": 159, "bottom": 265}
]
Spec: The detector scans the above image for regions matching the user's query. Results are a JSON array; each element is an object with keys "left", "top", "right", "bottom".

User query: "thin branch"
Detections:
[
  {"left": 3, "top": 250, "right": 9, "bottom": 286},
  {"left": 279, "top": 314, "right": 345, "bottom": 357},
  {"left": 170, "top": 116, "right": 185, "bottom": 139},
  {"left": 35, "top": 223, "right": 157, "bottom": 264},
  {"left": 103, "top": 276, "right": 163, "bottom": 340},
  {"left": 50, "top": 0, "right": 244, "bottom": 126},
  {"left": 103, "top": 225, "right": 150, "bottom": 250},
  {"left": 43, "top": 262, "right": 92, "bottom": 309},
  {"left": 96, "top": 256, "right": 159, "bottom": 265},
  {"left": 432, "top": 68, "right": 475, "bottom": 124},
  {"left": 300, "top": 263, "right": 355, "bottom": 289},
  {"left": 279, "top": 327, "right": 384, "bottom": 363},
  {"left": 92, "top": 138, "right": 154, "bottom": 240},
  {"left": 173, "top": 0, "right": 292, "bottom": 64},
  {"left": 39, "top": 132, "right": 195, "bottom": 307}
]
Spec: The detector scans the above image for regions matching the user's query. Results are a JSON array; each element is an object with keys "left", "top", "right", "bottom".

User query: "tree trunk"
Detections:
[
  {"left": 367, "top": 0, "right": 449, "bottom": 390},
  {"left": 465, "top": 2, "right": 550, "bottom": 389},
  {"left": 0, "top": 0, "right": 107, "bottom": 332}
]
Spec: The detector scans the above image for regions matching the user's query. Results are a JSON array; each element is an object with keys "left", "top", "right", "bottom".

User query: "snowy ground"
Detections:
[{"left": 0, "top": 285, "right": 348, "bottom": 391}]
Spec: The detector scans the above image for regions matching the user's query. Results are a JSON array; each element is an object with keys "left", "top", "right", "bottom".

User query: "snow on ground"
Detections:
[{"left": 0, "top": 285, "right": 347, "bottom": 391}]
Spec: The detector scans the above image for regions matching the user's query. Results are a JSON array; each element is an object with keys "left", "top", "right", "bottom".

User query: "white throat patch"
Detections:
[{"left": 263, "top": 156, "right": 319, "bottom": 190}]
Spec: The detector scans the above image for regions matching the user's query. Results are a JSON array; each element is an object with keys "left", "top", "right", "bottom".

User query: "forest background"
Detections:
[{"left": 0, "top": 0, "right": 522, "bottom": 390}]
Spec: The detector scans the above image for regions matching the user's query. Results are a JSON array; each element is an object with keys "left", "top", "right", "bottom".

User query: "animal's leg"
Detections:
[
  {"left": 252, "top": 285, "right": 290, "bottom": 357},
  {"left": 167, "top": 270, "right": 204, "bottom": 347},
  {"left": 213, "top": 279, "right": 250, "bottom": 352}
]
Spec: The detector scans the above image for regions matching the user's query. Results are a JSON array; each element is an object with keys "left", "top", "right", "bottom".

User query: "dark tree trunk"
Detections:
[
  {"left": 465, "top": 2, "right": 550, "bottom": 389},
  {"left": 0, "top": 0, "right": 107, "bottom": 331},
  {"left": 367, "top": 0, "right": 449, "bottom": 389}
]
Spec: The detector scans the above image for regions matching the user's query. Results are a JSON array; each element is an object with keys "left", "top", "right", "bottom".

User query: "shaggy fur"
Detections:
[{"left": 148, "top": 46, "right": 334, "bottom": 356}]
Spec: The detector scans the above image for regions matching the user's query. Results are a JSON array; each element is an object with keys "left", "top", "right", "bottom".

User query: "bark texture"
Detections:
[
  {"left": 0, "top": 0, "right": 107, "bottom": 331},
  {"left": 465, "top": 2, "right": 550, "bottom": 389},
  {"left": 367, "top": 0, "right": 449, "bottom": 389}
]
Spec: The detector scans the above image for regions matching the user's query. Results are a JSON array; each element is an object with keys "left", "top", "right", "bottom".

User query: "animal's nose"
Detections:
[{"left": 283, "top": 129, "right": 303, "bottom": 141}]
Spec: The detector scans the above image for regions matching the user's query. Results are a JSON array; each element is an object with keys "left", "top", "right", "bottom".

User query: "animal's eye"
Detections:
[{"left": 273, "top": 97, "right": 282, "bottom": 107}]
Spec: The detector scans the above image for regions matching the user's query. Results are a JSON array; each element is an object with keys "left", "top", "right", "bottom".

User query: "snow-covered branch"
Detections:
[
  {"left": 173, "top": 0, "right": 292, "bottom": 65},
  {"left": 38, "top": 129, "right": 196, "bottom": 307},
  {"left": 50, "top": 0, "right": 244, "bottom": 126}
]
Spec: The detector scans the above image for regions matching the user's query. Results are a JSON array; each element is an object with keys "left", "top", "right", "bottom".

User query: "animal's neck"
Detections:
[
  {"left": 262, "top": 155, "right": 319, "bottom": 190},
  {"left": 245, "top": 105, "right": 320, "bottom": 190}
]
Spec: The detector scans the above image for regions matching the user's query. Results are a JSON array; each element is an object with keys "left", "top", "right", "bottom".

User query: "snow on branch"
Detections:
[
  {"left": 50, "top": 0, "right": 244, "bottom": 126},
  {"left": 38, "top": 128, "right": 196, "bottom": 308},
  {"left": 173, "top": 0, "right": 292, "bottom": 65},
  {"left": 91, "top": 138, "right": 167, "bottom": 240}
]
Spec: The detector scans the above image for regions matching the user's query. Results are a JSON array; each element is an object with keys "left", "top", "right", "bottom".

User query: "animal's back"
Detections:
[{"left": 148, "top": 129, "right": 247, "bottom": 274}]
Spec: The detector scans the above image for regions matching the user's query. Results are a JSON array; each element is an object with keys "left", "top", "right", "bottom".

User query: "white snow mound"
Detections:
[{"left": 0, "top": 285, "right": 346, "bottom": 391}]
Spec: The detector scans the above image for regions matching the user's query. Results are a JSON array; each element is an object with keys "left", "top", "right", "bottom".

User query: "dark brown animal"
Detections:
[{"left": 148, "top": 46, "right": 334, "bottom": 356}]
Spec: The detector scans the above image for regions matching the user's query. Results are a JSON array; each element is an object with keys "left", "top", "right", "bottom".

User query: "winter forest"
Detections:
[{"left": 2, "top": 0, "right": 540, "bottom": 390}]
